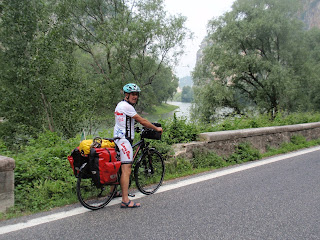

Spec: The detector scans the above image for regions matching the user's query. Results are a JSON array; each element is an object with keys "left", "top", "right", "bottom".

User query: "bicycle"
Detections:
[{"left": 76, "top": 125, "right": 165, "bottom": 210}]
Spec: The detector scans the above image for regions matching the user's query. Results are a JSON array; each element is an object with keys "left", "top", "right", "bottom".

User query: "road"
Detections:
[{"left": 1, "top": 147, "right": 320, "bottom": 240}]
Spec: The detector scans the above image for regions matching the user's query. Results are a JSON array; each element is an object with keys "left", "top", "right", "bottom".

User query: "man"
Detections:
[{"left": 114, "top": 83, "right": 163, "bottom": 208}]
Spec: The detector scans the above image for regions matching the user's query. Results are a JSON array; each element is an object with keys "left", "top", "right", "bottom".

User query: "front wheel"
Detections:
[
  {"left": 76, "top": 170, "right": 117, "bottom": 210},
  {"left": 134, "top": 149, "right": 165, "bottom": 195}
]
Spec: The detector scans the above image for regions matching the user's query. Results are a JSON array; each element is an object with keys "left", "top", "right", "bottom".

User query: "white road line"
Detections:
[{"left": 1, "top": 146, "right": 320, "bottom": 235}]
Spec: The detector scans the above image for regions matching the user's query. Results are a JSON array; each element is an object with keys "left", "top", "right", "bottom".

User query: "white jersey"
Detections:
[{"left": 113, "top": 100, "right": 137, "bottom": 140}]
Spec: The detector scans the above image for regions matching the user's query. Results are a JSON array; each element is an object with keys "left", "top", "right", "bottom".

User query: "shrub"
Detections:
[
  {"left": 160, "top": 114, "right": 199, "bottom": 145},
  {"left": 290, "top": 135, "right": 307, "bottom": 145},
  {"left": 192, "top": 150, "right": 226, "bottom": 168},
  {"left": 8, "top": 131, "right": 80, "bottom": 213},
  {"left": 228, "top": 142, "right": 261, "bottom": 164}
]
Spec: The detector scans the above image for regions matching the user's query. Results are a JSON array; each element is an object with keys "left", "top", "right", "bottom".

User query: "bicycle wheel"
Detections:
[
  {"left": 134, "top": 149, "right": 165, "bottom": 195},
  {"left": 76, "top": 171, "right": 117, "bottom": 210}
]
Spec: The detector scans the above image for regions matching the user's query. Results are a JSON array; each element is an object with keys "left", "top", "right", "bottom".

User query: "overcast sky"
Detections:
[{"left": 164, "top": 0, "right": 236, "bottom": 78}]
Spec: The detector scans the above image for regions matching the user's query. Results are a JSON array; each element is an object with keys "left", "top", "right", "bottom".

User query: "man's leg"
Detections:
[
  {"left": 120, "top": 164, "right": 140, "bottom": 207},
  {"left": 116, "top": 138, "right": 140, "bottom": 207}
]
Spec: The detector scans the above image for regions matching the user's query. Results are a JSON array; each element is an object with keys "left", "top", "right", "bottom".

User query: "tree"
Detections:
[
  {"left": 181, "top": 86, "right": 193, "bottom": 103},
  {"left": 0, "top": 0, "right": 189, "bottom": 144},
  {"left": 57, "top": 0, "right": 189, "bottom": 109},
  {"left": 193, "top": 0, "right": 316, "bottom": 120},
  {"left": 0, "top": 0, "right": 90, "bottom": 142}
]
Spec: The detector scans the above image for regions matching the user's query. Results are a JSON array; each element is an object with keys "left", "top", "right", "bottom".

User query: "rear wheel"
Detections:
[
  {"left": 76, "top": 170, "right": 117, "bottom": 210},
  {"left": 134, "top": 149, "right": 165, "bottom": 195}
]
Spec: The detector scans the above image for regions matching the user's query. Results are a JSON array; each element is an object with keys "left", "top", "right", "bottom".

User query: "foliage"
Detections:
[
  {"left": 0, "top": 0, "right": 189, "bottom": 146},
  {"left": 57, "top": 0, "right": 186, "bottom": 110},
  {"left": 0, "top": 0, "right": 92, "bottom": 141},
  {"left": 192, "top": 0, "right": 320, "bottom": 122},
  {"left": 181, "top": 86, "right": 193, "bottom": 103},
  {"left": 192, "top": 150, "right": 226, "bottom": 169},
  {"left": 171, "top": 92, "right": 182, "bottom": 102},
  {"left": 2, "top": 131, "right": 79, "bottom": 214},
  {"left": 159, "top": 113, "right": 199, "bottom": 145},
  {"left": 262, "top": 135, "right": 320, "bottom": 158},
  {"left": 228, "top": 142, "right": 261, "bottom": 164},
  {"left": 191, "top": 80, "right": 241, "bottom": 123}
]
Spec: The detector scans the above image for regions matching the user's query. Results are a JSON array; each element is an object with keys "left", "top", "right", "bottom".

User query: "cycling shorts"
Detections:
[{"left": 115, "top": 138, "right": 133, "bottom": 164}]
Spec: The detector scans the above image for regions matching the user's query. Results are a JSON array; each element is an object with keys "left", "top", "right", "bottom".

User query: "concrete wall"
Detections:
[
  {"left": 172, "top": 122, "right": 320, "bottom": 159},
  {"left": 0, "top": 156, "right": 15, "bottom": 213}
]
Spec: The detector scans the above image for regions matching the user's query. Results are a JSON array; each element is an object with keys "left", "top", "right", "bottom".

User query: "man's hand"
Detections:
[
  {"left": 133, "top": 114, "right": 163, "bottom": 134},
  {"left": 156, "top": 127, "right": 163, "bottom": 135}
]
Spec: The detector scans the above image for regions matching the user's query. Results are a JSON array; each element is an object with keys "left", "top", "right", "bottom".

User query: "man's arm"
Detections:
[{"left": 132, "top": 114, "right": 163, "bottom": 134}]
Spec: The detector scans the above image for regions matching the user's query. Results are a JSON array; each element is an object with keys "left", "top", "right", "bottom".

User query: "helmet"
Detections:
[{"left": 123, "top": 83, "right": 141, "bottom": 93}]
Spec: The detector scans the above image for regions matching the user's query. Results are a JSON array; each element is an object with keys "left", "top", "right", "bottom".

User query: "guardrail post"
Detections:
[{"left": 0, "top": 156, "right": 15, "bottom": 213}]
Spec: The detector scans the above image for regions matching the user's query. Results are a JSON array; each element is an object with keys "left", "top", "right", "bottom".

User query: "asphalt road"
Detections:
[{"left": 1, "top": 147, "right": 320, "bottom": 240}]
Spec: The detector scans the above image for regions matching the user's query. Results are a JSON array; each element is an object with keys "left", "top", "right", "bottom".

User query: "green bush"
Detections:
[
  {"left": 160, "top": 113, "right": 199, "bottom": 145},
  {"left": 228, "top": 142, "right": 261, "bottom": 164},
  {"left": 165, "top": 158, "right": 191, "bottom": 175},
  {"left": 5, "top": 130, "right": 80, "bottom": 214},
  {"left": 290, "top": 135, "right": 307, "bottom": 145},
  {"left": 192, "top": 150, "right": 226, "bottom": 169}
]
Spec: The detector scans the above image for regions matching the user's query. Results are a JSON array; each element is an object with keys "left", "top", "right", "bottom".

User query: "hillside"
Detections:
[
  {"left": 179, "top": 76, "right": 193, "bottom": 88},
  {"left": 300, "top": 0, "right": 320, "bottom": 29}
]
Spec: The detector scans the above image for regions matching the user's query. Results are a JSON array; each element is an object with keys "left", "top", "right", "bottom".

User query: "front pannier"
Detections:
[{"left": 89, "top": 148, "right": 121, "bottom": 186}]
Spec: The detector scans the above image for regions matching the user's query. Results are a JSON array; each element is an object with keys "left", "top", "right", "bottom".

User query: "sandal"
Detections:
[{"left": 120, "top": 200, "right": 141, "bottom": 208}]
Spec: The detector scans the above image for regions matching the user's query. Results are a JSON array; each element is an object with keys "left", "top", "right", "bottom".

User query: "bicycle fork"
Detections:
[{"left": 143, "top": 149, "right": 154, "bottom": 175}]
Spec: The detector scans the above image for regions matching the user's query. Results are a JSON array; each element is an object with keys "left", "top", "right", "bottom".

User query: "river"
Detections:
[{"left": 142, "top": 101, "right": 192, "bottom": 123}]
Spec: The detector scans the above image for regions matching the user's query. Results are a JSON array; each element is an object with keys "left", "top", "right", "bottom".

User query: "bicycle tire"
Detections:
[
  {"left": 134, "top": 149, "right": 165, "bottom": 195},
  {"left": 76, "top": 171, "right": 117, "bottom": 210}
]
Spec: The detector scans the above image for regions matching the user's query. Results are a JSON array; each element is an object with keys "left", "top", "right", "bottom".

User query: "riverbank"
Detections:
[
  {"left": 141, "top": 103, "right": 179, "bottom": 122},
  {"left": 144, "top": 103, "right": 179, "bottom": 115}
]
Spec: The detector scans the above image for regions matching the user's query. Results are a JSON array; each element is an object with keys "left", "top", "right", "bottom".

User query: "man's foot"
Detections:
[{"left": 120, "top": 200, "right": 141, "bottom": 208}]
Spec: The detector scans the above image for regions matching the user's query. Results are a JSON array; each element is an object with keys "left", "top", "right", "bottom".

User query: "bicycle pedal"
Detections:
[{"left": 128, "top": 193, "right": 135, "bottom": 197}]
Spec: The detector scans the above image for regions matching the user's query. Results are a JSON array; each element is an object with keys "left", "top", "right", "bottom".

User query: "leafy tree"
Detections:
[
  {"left": 181, "top": 86, "right": 193, "bottom": 103},
  {"left": 0, "top": 0, "right": 89, "bottom": 143},
  {"left": 57, "top": 0, "right": 189, "bottom": 109},
  {"left": 0, "top": 0, "right": 189, "bottom": 145},
  {"left": 191, "top": 79, "right": 240, "bottom": 122},
  {"left": 304, "top": 28, "right": 320, "bottom": 110},
  {"left": 193, "top": 0, "right": 317, "bottom": 121}
]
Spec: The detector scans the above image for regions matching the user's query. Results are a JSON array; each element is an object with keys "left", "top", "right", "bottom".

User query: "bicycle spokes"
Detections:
[{"left": 134, "top": 150, "right": 164, "bottom": 195}]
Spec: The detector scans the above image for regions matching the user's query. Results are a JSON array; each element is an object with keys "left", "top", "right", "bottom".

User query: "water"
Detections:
[{"left": 142, "top": 101, "right": 192, "bottom": 123}]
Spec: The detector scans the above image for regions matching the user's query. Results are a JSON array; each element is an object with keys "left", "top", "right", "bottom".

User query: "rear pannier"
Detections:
[
  {"left": 89, "top": 147, "right": 121, "bottom": 186},
  {"left": 67, "top": 138, "right": 121, "bottom": 185}
]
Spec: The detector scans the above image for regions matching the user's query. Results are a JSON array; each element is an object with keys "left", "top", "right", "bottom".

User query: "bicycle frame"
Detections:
[{"left": 132, "top": 138, "right": 149, "bottom": 165}]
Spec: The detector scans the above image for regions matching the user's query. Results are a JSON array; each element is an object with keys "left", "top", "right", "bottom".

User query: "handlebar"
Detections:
[{"left": 101, "top": 123, "right": 161, "bottom": 142}]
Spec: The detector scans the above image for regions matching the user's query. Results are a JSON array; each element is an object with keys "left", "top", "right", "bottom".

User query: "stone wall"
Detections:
[
  {"left": 0, "top": 156, "right": 15, "bottom": 213},
  {"left": 172, "top": 122, "right": 320, "bottom": 159}
]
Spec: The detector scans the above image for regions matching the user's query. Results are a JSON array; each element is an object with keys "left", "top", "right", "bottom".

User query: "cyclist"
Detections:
[{"left": 114, "top": 83, "right": 163, "bottom": 208}]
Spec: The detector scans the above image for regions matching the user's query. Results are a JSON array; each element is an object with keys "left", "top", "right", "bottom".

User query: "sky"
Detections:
[{"left": 164, "top": 0, "right": 236, "bottom": 78}]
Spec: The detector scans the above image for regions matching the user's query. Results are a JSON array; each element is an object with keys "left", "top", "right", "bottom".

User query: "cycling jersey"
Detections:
[{"left": 113, "top": 100, "right": 137, "bottom": 140}]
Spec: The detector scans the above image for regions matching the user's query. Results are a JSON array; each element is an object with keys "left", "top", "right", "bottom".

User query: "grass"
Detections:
[{"left": 147, "top": 103, "right": 179, "bottom": 115}]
